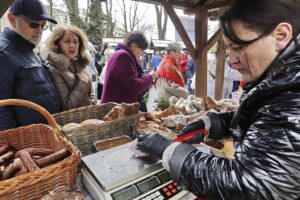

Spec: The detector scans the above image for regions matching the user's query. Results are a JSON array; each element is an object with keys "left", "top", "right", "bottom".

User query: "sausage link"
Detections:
[
  {"left": 15, "top": 161, "right": 28, "bottom": 176},
  {"left": 35, "top": 149, "right": 70, "bottom": 168},
  {"left": 15, "top": 148, "right": 54, "bottom": 158},
  {"left": 19, "top": 150, "right": 40, "bottom": 172},
  {"left": 2, "top": 158, "right": 22, "bottom": 180},
  {"left": 0, "top": 151, "right": 14, "bottom": 165},
  {"left": 0, "top": 144, "right": 11, "bottom": 156}
]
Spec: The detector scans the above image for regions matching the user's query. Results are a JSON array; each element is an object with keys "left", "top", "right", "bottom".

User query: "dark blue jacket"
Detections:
[
  {"left": 185, "top": 57, "right": 195, "bottom": 79},
  {"left": 0, "top": 28, "right": 60, "bottom": 130}
]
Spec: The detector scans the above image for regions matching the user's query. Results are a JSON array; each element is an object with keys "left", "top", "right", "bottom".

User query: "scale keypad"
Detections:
[{"left": 140, "top": 182, "right": 182, "bottom": 200}]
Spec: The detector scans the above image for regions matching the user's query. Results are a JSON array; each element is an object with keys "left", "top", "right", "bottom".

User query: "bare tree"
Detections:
[
  {"left": 104, "top": 0, "right": 115, "bottom": 37},
  {"left": 47, "top": 0, "right": 54, "bottom": 30},
  {"left": 116, "top": 0, "right": 154, "bottom": 35},
  {"left": 63, "top": 0, "right": 86, "bottom": 30},
  {"left": 155, "top": 4, "right": 168, "bottom": 40}
]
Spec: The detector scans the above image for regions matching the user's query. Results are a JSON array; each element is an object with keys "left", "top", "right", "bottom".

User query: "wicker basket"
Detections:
[
  {"left": 0, "top": 99, "right": 81, "bottom": 200},
  {"left": 52, "top": 102, "right": 140, "bottom": 156}
]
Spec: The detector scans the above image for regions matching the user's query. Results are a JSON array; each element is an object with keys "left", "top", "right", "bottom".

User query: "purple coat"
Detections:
[{"left": 101, "top": 43, "right": 153, "bottom": 104}]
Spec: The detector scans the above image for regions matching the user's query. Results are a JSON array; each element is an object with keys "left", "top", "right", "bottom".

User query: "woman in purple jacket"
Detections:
[{"left": 101, "top": 31, "right": 157, "bottom": 111}]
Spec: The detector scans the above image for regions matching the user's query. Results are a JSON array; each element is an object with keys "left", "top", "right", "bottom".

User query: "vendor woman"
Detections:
[{"left": 134, "top": 0, "right": 300, "bottom": 199}]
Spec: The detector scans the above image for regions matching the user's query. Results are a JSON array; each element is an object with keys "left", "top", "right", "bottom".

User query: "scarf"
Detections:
[{"left": 156, "top": 54, "right": 185, "bottom": 87}]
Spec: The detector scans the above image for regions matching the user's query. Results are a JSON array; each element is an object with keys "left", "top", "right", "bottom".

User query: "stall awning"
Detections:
[
  {"left": 0, "top": 0, "right": 13, "bottom": 18},
  {"left": 102, "top": 37, "right": 124, "bottom": 47}
]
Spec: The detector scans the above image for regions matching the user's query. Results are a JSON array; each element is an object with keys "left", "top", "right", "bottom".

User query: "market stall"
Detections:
[
  {"left": 133, "top": 0, "right": 231, "bottom": 100},
  {"left": 0, "top": 1, "right": 235, "bottom": 199}
]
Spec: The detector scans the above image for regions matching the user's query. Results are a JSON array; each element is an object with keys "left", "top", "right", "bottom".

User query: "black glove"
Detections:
[
  {"left": 178, "top": 112, "right": 224, "bottom": 142},
  {"left": 178, "top": 119, "right": 206, "bottom": 137},
  {"left": 137, "top": 133, "right": 173, "bottom": 159}
]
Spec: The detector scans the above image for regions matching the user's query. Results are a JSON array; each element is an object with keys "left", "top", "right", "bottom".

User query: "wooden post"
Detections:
[
  {"left": 161, "top": 0, "right": 195, "bottom": 59},
  {"left": 214, "top": 38, "right": 226, "bottom": 100},
  {"left": 194, "top": 6, "right": 208, "bottom": 97}
]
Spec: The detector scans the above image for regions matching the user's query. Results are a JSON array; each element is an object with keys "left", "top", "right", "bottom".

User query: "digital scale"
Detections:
[{"left": 81, "top": 143, "right": 196, "bottom": 200}]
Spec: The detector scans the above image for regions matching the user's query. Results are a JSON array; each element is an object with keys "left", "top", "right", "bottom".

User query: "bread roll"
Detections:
[
  {"left": 80, "top": 119, "right": 105, "bottom": 126},
  {"left": 62, "top": 123, "right": 81, "bottom": 131}
]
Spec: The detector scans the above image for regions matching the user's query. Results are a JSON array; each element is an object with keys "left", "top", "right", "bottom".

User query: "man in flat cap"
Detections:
[{"left": 0, "top": 0, "right": 61, "bottom": 130}]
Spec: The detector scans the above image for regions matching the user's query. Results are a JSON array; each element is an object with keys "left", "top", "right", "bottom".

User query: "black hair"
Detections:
[
  {"left": 124, "top": 31, "right": 149, "bottom": 50},
  {"left": 220, "top": 0, "right": 300, "bottom": 45}
]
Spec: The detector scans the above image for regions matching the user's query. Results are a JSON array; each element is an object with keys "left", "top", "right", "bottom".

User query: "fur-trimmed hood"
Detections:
[{"left": 40, "top": 47, "right": 91, "bottom": 70}]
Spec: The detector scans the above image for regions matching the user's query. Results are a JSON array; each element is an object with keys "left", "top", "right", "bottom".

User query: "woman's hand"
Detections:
[
  {"left": 137, "top": 133, "right": 173, "bottom": 159},
  {"left": 149, "top": 71, "right": 157, "bottom": 81}
]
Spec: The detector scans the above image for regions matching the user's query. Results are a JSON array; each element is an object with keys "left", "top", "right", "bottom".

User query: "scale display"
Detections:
[{"left": 112, "top": 185, "right": 139, "bottom": 200}]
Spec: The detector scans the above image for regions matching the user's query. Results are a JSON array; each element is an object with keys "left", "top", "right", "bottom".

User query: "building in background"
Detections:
[{"left": 175, "top": 15, "right": 219, "bottom": 43}]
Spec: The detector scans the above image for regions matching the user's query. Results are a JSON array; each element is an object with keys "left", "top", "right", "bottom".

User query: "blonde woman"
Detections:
[{"left": 41, "top": 25, "right": 93, "bottom": 111}]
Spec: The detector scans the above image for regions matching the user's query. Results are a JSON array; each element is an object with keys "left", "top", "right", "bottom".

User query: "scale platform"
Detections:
[
  {"left": 81, "top": 143, "right": 195, "bottom": 200},
  {"left": 81, "top": 143, "right": 162, "bottom": 191}
]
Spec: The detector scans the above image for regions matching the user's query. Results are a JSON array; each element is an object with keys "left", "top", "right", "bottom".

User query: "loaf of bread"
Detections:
[
  {"left": 80, "top": 119, "right": 105, "bottom": 126},
  {"left": 61, "top": 123, "right": 81, "bottom": 131}
]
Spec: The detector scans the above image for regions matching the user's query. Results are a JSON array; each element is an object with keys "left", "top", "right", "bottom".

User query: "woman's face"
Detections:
[
  {"left": 223, "top": 20, "right": 279, "bottom": 83},
  {"left": 130, "top": 43, "right": 143, "bottom": 60},
  {"left": 58, "top": 31, "right": 79, "bottom": 59}
]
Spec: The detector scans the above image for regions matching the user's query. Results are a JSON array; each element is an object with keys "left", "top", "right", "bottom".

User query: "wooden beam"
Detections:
[
  {"left": 133, "top": 0, "right": 194, "bottom": 9},
  {"left": 214, "top": 38, "right": 226, "bottom": 100},
  {"left": 203, "top": 29, "right": 222, "bottom": 52},
  {"left": 162, "top": 0, "right": 196, "bottom": 59},
  {"left": 204, "top": 0, "right": 232, "bottom": 9},
  {"left": 194, "top": 6, "right": 208, "bottom": 97},
  {"left": 0, "top": 0, "right": 14, "bottom": 18}
]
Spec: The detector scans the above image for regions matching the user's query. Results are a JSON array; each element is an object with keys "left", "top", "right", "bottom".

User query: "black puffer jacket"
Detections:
[{"left": 168, "top": 39, "right": 300, "bottom": 199}]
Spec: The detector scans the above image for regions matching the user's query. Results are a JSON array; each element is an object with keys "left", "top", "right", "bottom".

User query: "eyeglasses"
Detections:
[{"left": 19, "top": 15, "right": 48, "bottom": 30}]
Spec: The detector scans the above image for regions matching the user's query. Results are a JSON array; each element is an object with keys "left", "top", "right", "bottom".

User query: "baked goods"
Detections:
[
  {"left": 153, "top": 105, "right": 182, "bottom": 120},
  {"left": 135, "top": 121, "right": 177, "bottom": 139},
  {"left": 80, "top": 119, "right": 105, "bottom": 126},
  {"left": 94, "top": 136, "right": 132, "bottom": 151},
  {"left": 203, "top": 96, "right": 222, "bottom": 112},
  {"left": 103, "top": 102, "right": 140, "bottom": 121},
  {"left": 120, "top": 102, "right": 140, "bottom": 116},
  {"left": 61, "top": 123, "right": 81, "bottom": 131}
]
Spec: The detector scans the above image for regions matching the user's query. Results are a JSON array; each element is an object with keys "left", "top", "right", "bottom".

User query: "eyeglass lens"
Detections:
[
  {"left": 29, "top": 22, "right": 48, "bottom": 30},
  {"left": 20, "top": 16, "right": 48, "bottom": 30}
]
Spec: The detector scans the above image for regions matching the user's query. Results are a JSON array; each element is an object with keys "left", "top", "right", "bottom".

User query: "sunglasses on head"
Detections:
[{"left": 19, "top": 15, "right": 48, "bottom": 30}]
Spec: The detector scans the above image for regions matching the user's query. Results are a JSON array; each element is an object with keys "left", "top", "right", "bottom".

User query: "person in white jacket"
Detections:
[{"left": 191, "top": 53, "right": 242, "bottom": 99}]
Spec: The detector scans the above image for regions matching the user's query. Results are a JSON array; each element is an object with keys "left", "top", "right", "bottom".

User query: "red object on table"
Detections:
[{"left": 174, "top": 129, "right": 208, "bottom": 143}]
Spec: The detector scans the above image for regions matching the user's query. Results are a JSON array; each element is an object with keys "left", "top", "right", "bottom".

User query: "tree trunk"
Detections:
[
  {"left": 63, "top": 0, "right": 86, "bottom": 30},
  {"left": 155, "top": 5, "right": 168, "bottom": 40},
  {"left": 47, "top": 0, "right": 54, "bottom": 31},
  {"left": 105, "top": 0, "right": 114, "bottom": 37}
]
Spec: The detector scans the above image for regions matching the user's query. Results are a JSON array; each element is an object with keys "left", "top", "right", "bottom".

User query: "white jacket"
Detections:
[{"left": 192, "top": 62, "right": 242, "bottom": 99}]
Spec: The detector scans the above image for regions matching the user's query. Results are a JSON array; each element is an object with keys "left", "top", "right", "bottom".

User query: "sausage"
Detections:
[
  {"left": 35, "top": 149, "right": 70, "bottom": 168},
  {"left": 0, "top": 151, "right": 14, "bottom": 165},
  {"left": 0, "top": 144, "right": 11, "bottom": 156},
  {"left": 15, "top": 161, "right": 28, "bottom": 177},
  {"left": 2, "top": 158, "right": 22, "bottom": 179},
  {"left": 15, "top": 148, "right": 54, "bottom": 158},
  {"left": 19, "top": 150, "right": 40, "bottom": 172}
]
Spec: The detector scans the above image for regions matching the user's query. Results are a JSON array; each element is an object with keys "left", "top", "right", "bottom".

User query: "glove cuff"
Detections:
[{"left": 201, "top": 116, "right": 211, "bottom": 130}]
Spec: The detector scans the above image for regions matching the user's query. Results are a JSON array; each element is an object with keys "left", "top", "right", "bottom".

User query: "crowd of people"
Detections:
[
  {"left": 0, "top": 0, "right": 299, "bottom": 199},
  {"left": 0, "top": 0, "right": 247, "bottom": 128}
]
